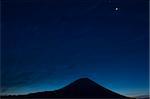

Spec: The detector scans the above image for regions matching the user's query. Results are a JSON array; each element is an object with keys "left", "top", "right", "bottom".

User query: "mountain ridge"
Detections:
[{"left": 1, "top": 78, "right": 135, "bottom": 99}]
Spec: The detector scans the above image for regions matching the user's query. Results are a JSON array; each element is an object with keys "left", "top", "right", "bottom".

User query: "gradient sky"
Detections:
[{"left": 1, "top": 0, "right": 149, "bottom": 97}]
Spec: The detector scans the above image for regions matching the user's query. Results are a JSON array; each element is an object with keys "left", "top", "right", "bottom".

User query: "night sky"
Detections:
[{"left": 1, "top": 0, "right": 149, "bottom": 97}]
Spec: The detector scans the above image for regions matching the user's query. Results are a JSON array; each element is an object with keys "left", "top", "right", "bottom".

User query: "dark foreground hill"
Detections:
[{"left": 2, "top": 78, "right": 135, "bottom": 98}]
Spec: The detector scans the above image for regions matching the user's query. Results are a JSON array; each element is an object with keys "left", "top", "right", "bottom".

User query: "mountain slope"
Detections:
[
  {"left": 2, "top": 78, "right": 134, "bottom": 98},
  {"left": 53, "top": 78, "right": 129, "bottom": 98}
]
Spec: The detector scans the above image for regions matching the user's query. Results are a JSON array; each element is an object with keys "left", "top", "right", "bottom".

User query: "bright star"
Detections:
[{"left": 115, "top": 7, "right": 119, "bottom": 11}]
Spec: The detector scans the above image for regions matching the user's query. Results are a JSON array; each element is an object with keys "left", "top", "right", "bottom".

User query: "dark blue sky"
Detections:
[{"left": 1, "top": 0, "right": 149, "bottom": 97}]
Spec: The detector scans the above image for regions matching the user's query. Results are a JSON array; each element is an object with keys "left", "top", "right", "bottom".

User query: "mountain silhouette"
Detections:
[{"left": 2, "top": 78, "right": 134, "bottom": 98}]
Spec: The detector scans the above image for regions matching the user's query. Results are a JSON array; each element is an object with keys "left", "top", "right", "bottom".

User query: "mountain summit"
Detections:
[
  {"left": 53, "top": 77, "right": 131, "bottom": 98},
  {"left": 2, "top": 78, "right": 134, "bottom": 98}
]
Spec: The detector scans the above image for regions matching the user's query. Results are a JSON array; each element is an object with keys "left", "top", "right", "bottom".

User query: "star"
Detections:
[{"left": 115, "top": 7, "right": 119, "bottom": 11}]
